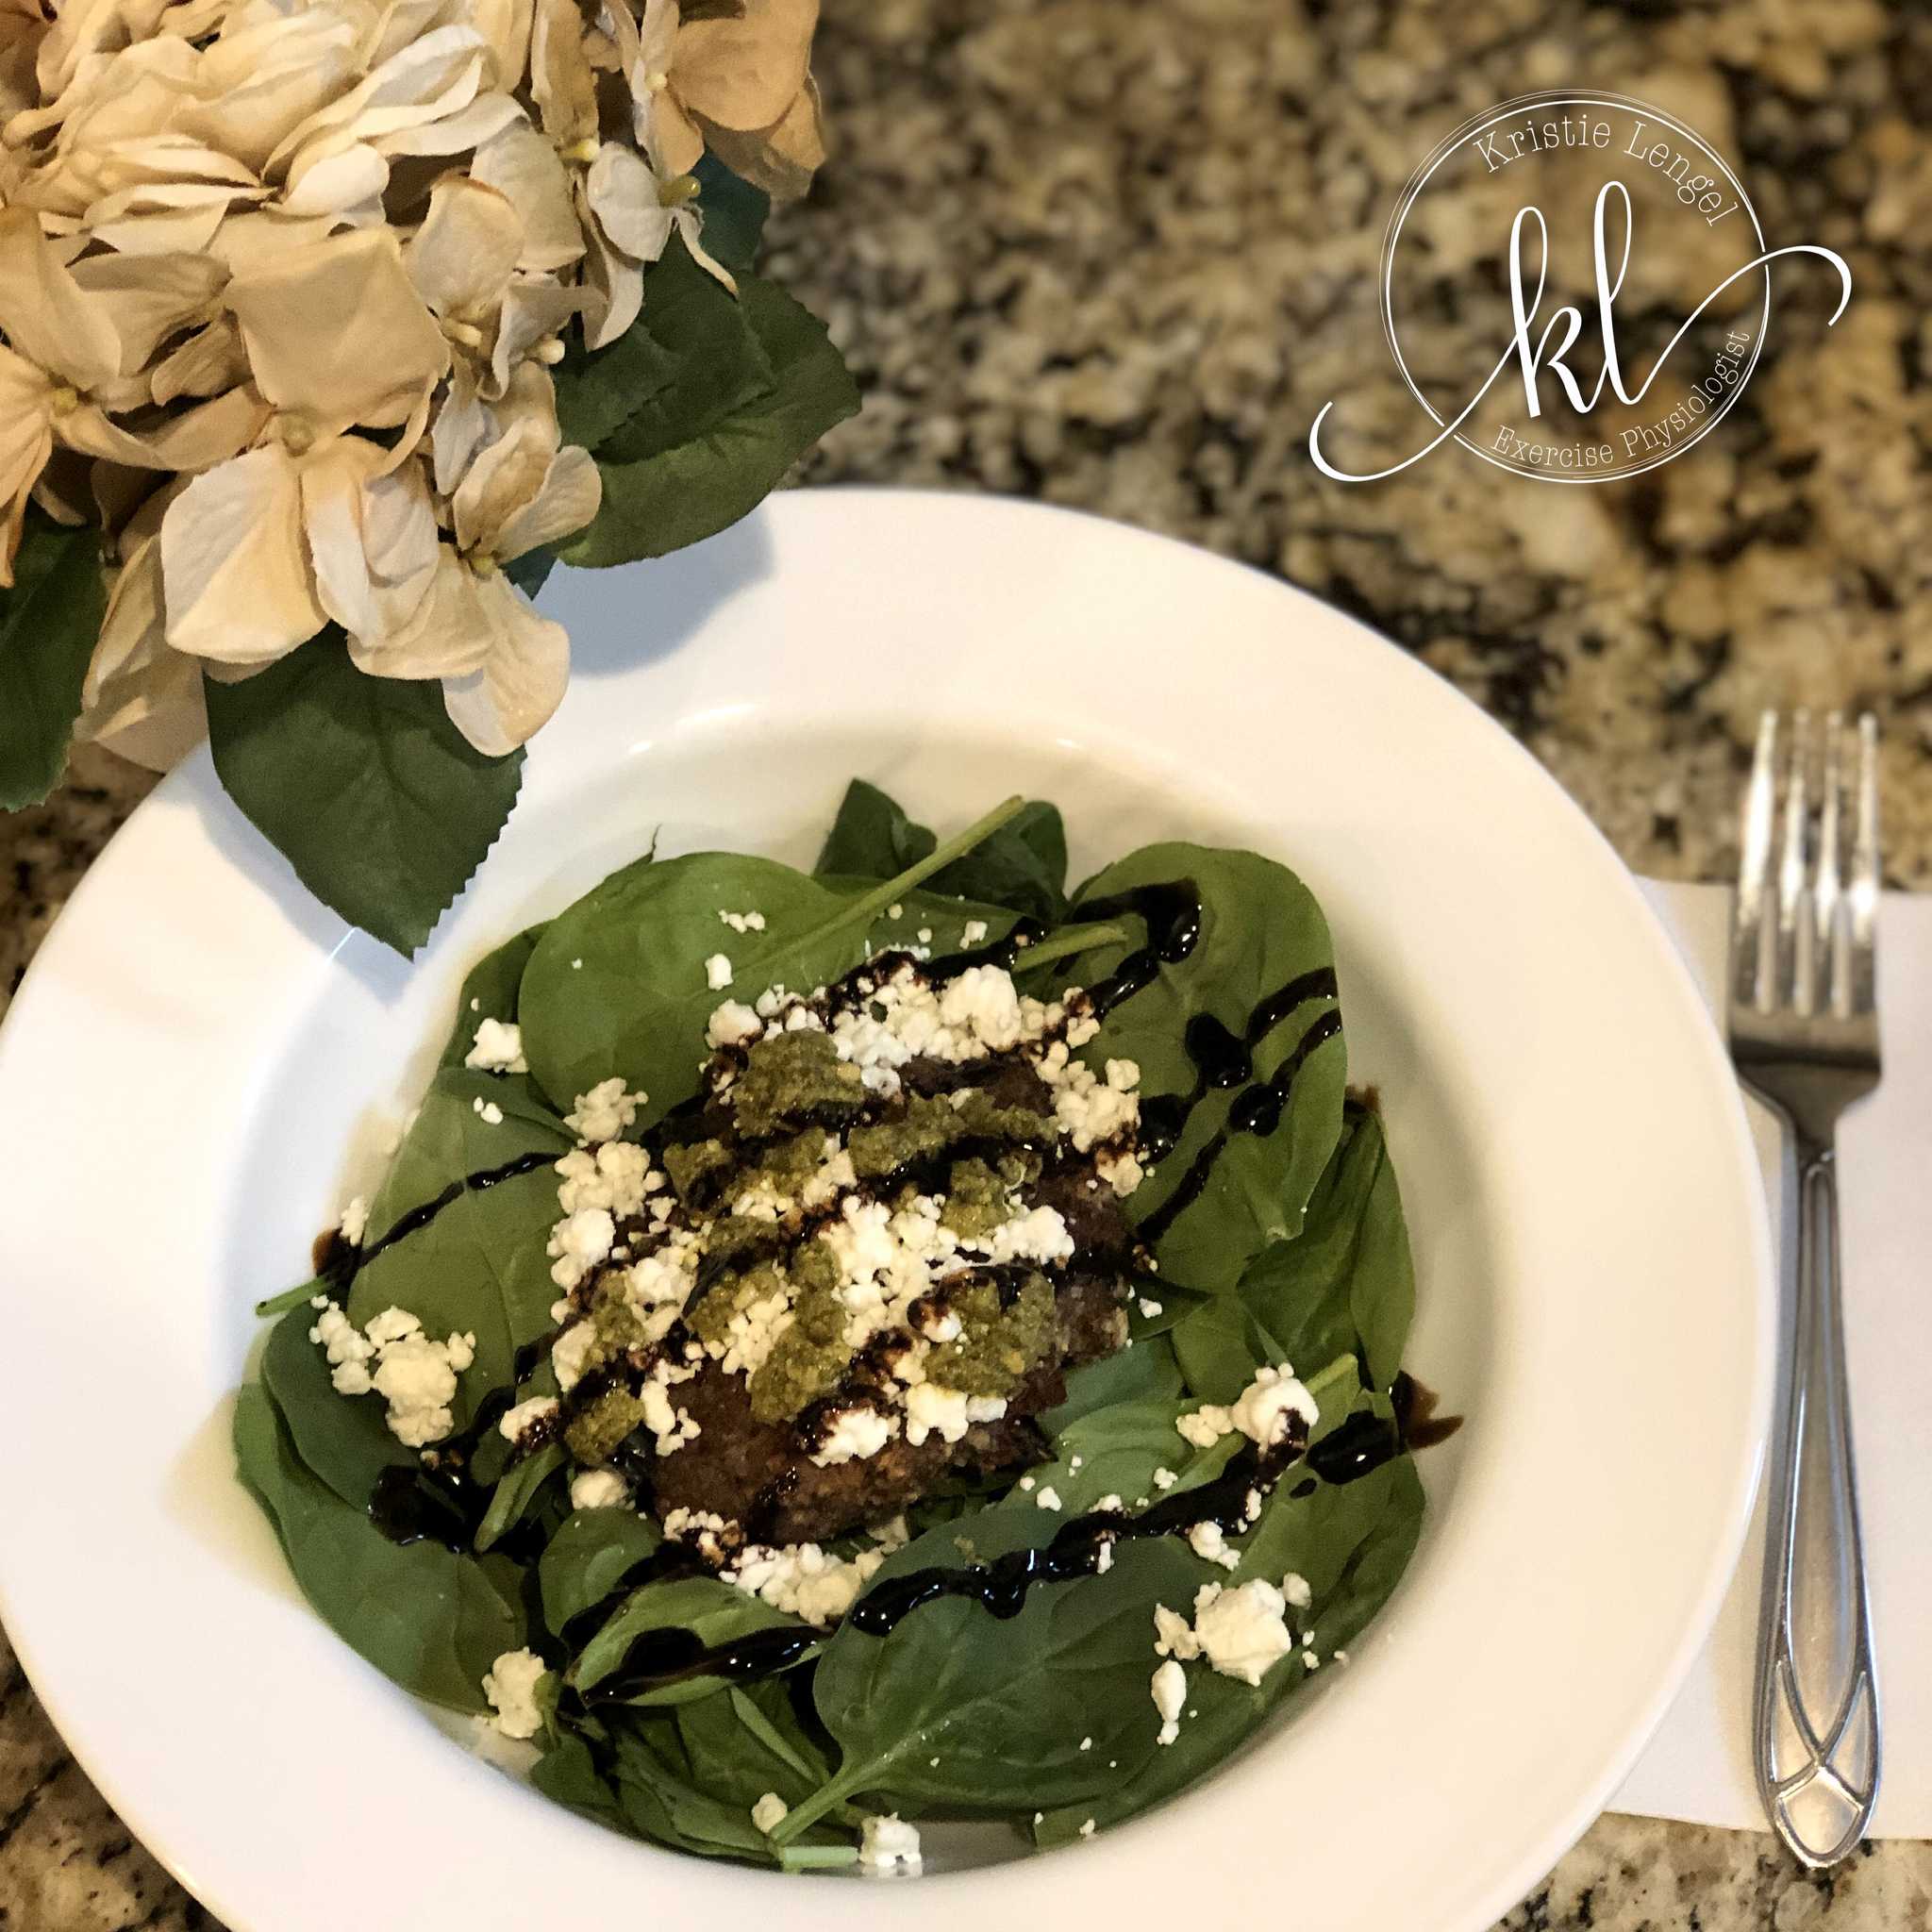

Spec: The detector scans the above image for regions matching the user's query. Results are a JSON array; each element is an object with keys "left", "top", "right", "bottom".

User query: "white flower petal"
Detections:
[
  {"left": 441, "top": 566, "right": 568, "bottom": 754},
  {"left": 494, "top": 442, "right": 598, "bottom": 560},
  {"left": 280, "top": 139, "right": 391, "bottom": 216},
  {"left": 0, "top": 206, "right": 124, "bottom": 390},
  {"left": 348, "top": 543, "right": 492, "bottom": 680},
  {"left": 406, "top": 174, "right": 522, "bottom": 319},
  {"left": 77, "top": 534, "right": 210, "bottom": 771},
  {"left": 151, "top": 317, "right": 250, "bottom": 405},
  {"left": 584, "top": 140, "right": 671, "bottom": 261},
  {"left": 159, "top": 444, "right": 325, "bottom": 664},
  {"left": 470, "top": 118, "right": 584, "bottom": 272},
  {"left": 303, "top": 438, "right": 439, "bottom": 640}
]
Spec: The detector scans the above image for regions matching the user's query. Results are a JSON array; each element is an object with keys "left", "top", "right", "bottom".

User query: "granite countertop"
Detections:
[{"left": 4, "top": 0, "right": 1931, "bottom": 1926}]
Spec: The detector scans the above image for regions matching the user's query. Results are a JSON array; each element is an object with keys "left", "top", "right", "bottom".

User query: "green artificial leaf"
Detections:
[
  {"left": 503, "top": 547, "right": 557, "bottom": 600},
  {"left": 541, "top": 1507, "right": 664, "bottom": 1637},
  {"left": 551, "top": 313, "right": 686, "bottom": 454},
  {"left": 815, "top": 780, "right": 1069, "bottom": 924},
  {"left": 1236, "top": 1108, "right": 1416, "bottom": 1395},
  {"left": 563, "top": 243, "right": 858, "bottom": 567},
  {"left": 0, "top": 515, "right": 108, "bottom": 811},
  {"left": 1061, "top": 844, "right": 1347, "bottom": 1339},
  {"left": 787, "top": 1517, "right": 1201, "bottom": 1832},
  {"left": 1043, "top": 1333, "right": 1186, "bottom": 1433},
  {"left": 344, "top": 1066, "right": 575, "bottom": 1394},
  {"left": 235, "top": 1384, "right": 524, "bottom": 1710},
  {"left": 692, "top": 153, "right": 772, "bottom": 274},
  {"left": 814, "top": 777, "right": 937, "bottom": 879},
  {"left": 574, "top": 1576, "right": 813, "bottom": 1707},
  {"left": 204, "top": 628, "right": 524, "bottom": 955},
  {"left": 516, "top": 798, "right": 1028, "bottom": 1117},
  {"left": 260, "top": 1302, "right": 412, "bottom": 1508}
]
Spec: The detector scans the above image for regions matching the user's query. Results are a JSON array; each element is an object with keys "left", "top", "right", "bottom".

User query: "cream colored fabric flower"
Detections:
[{"left": 356, "top": 367, "right": 597, "bottom": 753}]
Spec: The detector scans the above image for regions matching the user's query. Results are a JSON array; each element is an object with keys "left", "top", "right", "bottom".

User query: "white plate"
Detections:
[{"left": 0, "top": 490, "right": 1771, "bottom": 1932}]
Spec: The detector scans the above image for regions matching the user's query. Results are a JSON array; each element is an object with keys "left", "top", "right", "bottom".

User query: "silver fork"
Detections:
[{"left": 1730, "top": 708, "right": 1883, "bottom": 1868}]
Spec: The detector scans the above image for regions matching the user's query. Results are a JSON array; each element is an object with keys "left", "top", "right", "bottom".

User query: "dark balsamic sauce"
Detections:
[
  {"left": 327, "top": 1149, "right": 556, "bottom": 1299},
  {"left": 1391, "top": 1371, "right": 1463, "bottom": 1450},
  {"left": 589, "top": 1624, "right": 818, "bottom": 1702},
  {"left": 922, "top": 917, "right": 1046, "bottom": 982}
]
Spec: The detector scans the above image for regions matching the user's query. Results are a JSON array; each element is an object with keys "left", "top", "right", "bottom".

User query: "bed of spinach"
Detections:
[{"left": 234, "top": 777, "right": 1429, "bottom": 1870}]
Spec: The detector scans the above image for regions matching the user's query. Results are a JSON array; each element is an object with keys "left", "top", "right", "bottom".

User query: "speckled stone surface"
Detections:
[{"left": 4, "top": 1, "right": 1931, "bottom": 1927}]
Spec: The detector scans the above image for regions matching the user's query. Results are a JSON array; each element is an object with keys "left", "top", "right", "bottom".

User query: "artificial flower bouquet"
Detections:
[{"left": 0, "top": 0, "right": 855, "bottom": 949}]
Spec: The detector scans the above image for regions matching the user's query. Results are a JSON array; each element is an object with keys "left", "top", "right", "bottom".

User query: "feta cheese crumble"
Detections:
[
  {"left": 498, "top": 1395, "right": 558, "bottom": 1442},
  {"left": 1176, "top": 1364, "right": 1319, "bottom": 1450},
  {"left": 1186, "top": 1521, "right": 1240, "bottom": 1570},
  {"left": 810, "top": 1405, "right": 900, "bottom": 1467},
  {"left": 1034, "top": 1485, "right": 1063, "bottom": 1511},
  {"left": 720, "top": 910, "right": 768, "bottom": 933},
  {"left": 564, "top": 1077, "right": 643, "bottom": 1143},
  {"left": 724, "top": 1541, "right": 887, "bottom": 1627},
  {"left": 1283, "top": 1571, "right": 1313, "bottom": 1610},
  {"left": 858, "top": 1813, "right": 922, "bottom": 1875},
  {"left": 1151, "top": 1657, "right": 1188, "bottom": 1745},
  {"left": 310, "top": 1303, "right": 475, "bottom": 1446},
  {"left": 472, "top": 1096, "right": 504, "bottom": 1125},
  {"left": 464, "top": 1018, "right": 527, "bottom": 1074},
  {"left": 339, "top": 1195, "right": 369, "bottom": 1245},
  {"left": 569, "top": 1468, "right": 630, "bottom": 1510},
  {"left": 962, "top": 920, "right": 989, "bottom": 944},
  {"left": 751, "top": 1792, "right": 789, "bottom": 1834},
  {"left": 705, "top": 953, "right": 734, "bottom": 990},
  {"left": 482, "top": 1648, "right": 547, "bottom": 1739}
]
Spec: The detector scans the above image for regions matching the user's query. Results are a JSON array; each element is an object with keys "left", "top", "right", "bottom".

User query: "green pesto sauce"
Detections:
[
  {"left": 661, "top": 1135, "right": 731, "bottom": 1206},
  {"left": 939, "top": 1158, "right": 1012, "bottom": 1238},
  {"left": 730, "top": 1030, "right": 865, "bottom": 1140},
  {"left": 746, "top": 1274, "right": 850, "bottom": 1423},
  {"left": 565, "top": 1383, "right": 650, "bottom": 1464},
  {"left": 926, "top": 1272, "right": 1055, "bottom": 1398}
]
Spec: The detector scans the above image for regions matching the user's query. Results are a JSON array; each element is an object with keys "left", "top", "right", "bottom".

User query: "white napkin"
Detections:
[{"left": 1610, "top": 881, "right": 1932, "bottom": 1836}]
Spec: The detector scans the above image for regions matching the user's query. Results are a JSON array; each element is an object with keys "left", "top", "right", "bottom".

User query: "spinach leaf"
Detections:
[
  {"left": 516, "top": 798, "right": 1027, "bottom": 1114},
  {"left": 994, "top": 1397, "right": 1243, "bottom": 1520},
  {"left": 1067, "top": 844, "right": 1346, "bottom": 1296},
  {"left": 344, "top": 1066, "right": 574, "bottom": 1395},
  {"left": 1033, "top": 1362, "right": 1424, "bottom": 1843},
  {"left": 816, "top": 780, "right": 1069, "bottom": 923},
  {"left": 573, "top": 1576, "right": 813, "bottom": 1707},
  {"left": 540, "top": 1507, "right": 663, "bottom": 1636},
  {"left": 438, "top": 923, "right": 549, "bottom": 1070},
  {"left": 234, "top": 1384, "right": 524, "bottom": 1711},
  {"left": 676, "top": 1683, "right": 833, "bottom": 1807},
  {"left": 815, "top": 778, "right": 936, "bottom": 878},
  {"left": 1237, "top": 1108, "right": 1415, "bottom": 1394},
  {"left": 531, "top": 1729, "right": 626, "bottom": 1830},
  {"left": 777, "top": 1517, "right": 1199, "bottom": 1838},
  {"left": 1043, "top": 1333, "right": 1186, "bottom": 1433},
  {"left": 474, "top": 1441, "right": 565, "bottom": 1554},
  {"left": 260, "top": 1301, "right": 412, "bottom": 1508}
]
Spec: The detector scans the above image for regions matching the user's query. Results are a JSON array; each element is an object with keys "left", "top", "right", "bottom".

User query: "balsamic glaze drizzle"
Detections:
[
  {"left": 589, "top": 1624, "right": 819, "bottom": 1702},
  {"left": 325, "top": 1149, "right": 556, "bottom": 1297}
]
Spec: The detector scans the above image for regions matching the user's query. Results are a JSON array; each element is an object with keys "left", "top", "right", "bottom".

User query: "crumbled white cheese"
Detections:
[
  {"left": 1282, "top": 1571, "right": 1312, "bottom": 1610},
  {"left": 705, "top": 999, "right": 762, "bottom": 1049},
  {"left": 1187, "top": 1521, "right": 1240, "bottom": 1570},
  {"left": 958, "top": 1202, "right": 1074, "bottom": 1265},
  {"left": 719, "top": 910, "right": 768, "bottom": 933},
  {"left": 1078, "top": 1818, "right": 1096, "bottom": 1840},
  {"left": 1153, "top": 1603, "right": 1200, "bottom": 1661},
  {"left": 1049, "top": 1056, "right": 1141, "bottom": 1151},
  {"left": 726, "top": 1541, "right": 886, "bottom": 1627},
  {"left": 569, "top": 1468, "right": 630, "bottom": 1510},
  {"left": 705, "top": 953, "right": 733, "bottom": 990},
  {"left": 472, "top": 1095, "right": 504, "bottom": 1125},
  {"left": 339, "top": 1195, "right": 369, "bottom": 1245},
  {"left": 1228, "top": 1364, "right": 1320, "bottom": 1446},
  {"left": 903, "top": 1382, "right": 1005, "bottom": 1445},
  {"left": 962, "top": 920, "right": 989, "bottom": 944},
  {"left": 1191, "top": 1579, "right": 1294, "bottom": 1685},
  {"left": 1138, "top": 1297, "right": 1163, "bottom": 1318},
  {"left": 546, "top": 1207, "right": 615, "bottom": 1291},
  {"left": 887, "top": 904, "right": 902, "bottom": 920},
  {"left": 1175, "top": 1404, "right": 1233, "bottom": 1449},
  {"left": 1152, "top": 1466, "right": 1179, "bottom": 1490},
  {"left": 498, "top": 1395, "right": 558, "bottom": 1442},
  {"left": 482, "top": 1648, "right": 547, "bottom": 1739},
  {"left": 1151, "top": 1658, "right": 1187, "bottom": 1745},
  {"left": 565, "top": 1077, "right": 644, "bottom": 1143},
  {"left": 1096, "top": 1538, "right": 1115, "bottom": 1574},
  {"left": 640, "top": 1367, "right": 701, "bottom": 1455},
  {"left": 858, "top": 1813, "right": 922, "bottom": 1875},
  {"left": 810, "top": 1405, "right": 900, "bottom": 1467},
  {"left": 555, "top": 1141, "right": 653, "bottom": 1218},
  {"left": 464, "top": 1018, "right": 527, "bottom": 1074},
  {"left": 550, "top": 1319, "right": 598, "bottom": 1391},
  {"left": 313, "top": 1304, "right": 476, "bottom": 1445},
  {"left": 1035, "top": 1485, "right": 1063, "bottom": 1511},
  {"left": 751, "top": 1791, "right": 789, "bottom": 1834},
  {"left": 1095, "top": 1492, "right": 1124, "bottom": 1512}
]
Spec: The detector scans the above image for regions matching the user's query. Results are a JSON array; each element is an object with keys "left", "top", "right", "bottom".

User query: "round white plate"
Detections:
[{"left": 0, "top": 490, "right": 1770, "bottom": 1932}]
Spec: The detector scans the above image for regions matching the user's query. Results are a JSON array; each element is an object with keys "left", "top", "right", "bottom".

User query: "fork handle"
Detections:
[{"left": 1754, "top": 1138, "right": 1881, "bottom": 1866}]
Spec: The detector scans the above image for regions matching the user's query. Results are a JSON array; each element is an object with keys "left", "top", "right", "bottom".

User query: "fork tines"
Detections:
[{"left": 1732, "top": 709, "right": 1880, "bottom": 1021}]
